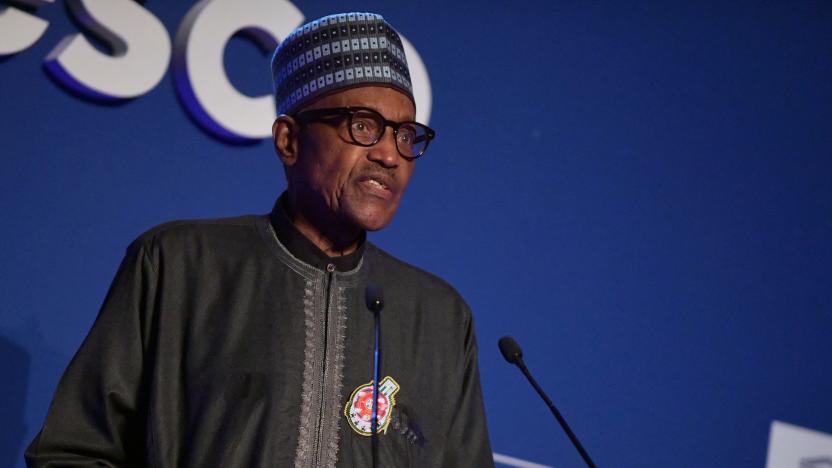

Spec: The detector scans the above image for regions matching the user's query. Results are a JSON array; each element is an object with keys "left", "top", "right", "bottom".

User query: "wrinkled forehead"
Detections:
[{"left": 296, "top": 84, "right": 416, "bottom": 121}]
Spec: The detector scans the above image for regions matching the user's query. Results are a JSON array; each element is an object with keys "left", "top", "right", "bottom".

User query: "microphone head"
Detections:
[
  {"left": 365, "top": 284, "right": 384, "bottom": 313},
  {"left": 498, "top": 336, "right": 523, "bottom": 365}
]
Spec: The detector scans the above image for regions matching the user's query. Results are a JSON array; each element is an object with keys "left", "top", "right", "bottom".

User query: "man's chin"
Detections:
[
  {"left": 348, "top": 207, "right": 397, "bottom": 232},
  {"left": 356, "top": 217, "right": 394, "bottom": 232}
]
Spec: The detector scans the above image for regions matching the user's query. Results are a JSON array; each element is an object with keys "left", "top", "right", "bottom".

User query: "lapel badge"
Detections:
[{"left": 344, "top": 376, "right": 400, "bottom": 436}]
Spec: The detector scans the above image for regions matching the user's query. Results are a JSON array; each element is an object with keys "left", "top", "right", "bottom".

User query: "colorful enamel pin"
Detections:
[{"left": 344, "top": 376, "right": 400, "bottom": 436}]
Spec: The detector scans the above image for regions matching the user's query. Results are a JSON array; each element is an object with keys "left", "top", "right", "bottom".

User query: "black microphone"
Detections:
[
  {"left": 498, "top": 335, "right": 523, "bottom": 364},
  {"left": 365, "top": 285, "right": 384, "bottom": 468},
  {"left": 498, "top": 336, "right": 597, "bottom": 468},
  {"left": 365, "top": 285, "right": 384, "bottom": 313}
]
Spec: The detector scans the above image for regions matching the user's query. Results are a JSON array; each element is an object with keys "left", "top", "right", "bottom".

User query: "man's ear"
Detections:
[{"left": 272, "top": 115, "right": 300, "bottom": 167}]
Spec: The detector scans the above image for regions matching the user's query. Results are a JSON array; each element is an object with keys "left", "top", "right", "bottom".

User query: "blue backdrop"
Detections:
[{"left": 1, "top": 1, "right": 830, "bottom": 467}]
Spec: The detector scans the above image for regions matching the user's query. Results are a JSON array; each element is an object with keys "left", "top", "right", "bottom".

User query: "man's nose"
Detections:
[{"left": 367, "top": 126, "right": 401, "bottom": 168}]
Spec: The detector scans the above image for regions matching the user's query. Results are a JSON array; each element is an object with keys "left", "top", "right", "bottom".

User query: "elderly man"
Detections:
[{"left": 26, "top": 12, "right": 493, "bottom": 467}]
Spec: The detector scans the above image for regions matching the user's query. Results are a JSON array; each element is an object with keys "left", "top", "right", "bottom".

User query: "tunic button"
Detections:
[{"left": 326, "top": 263, "right": 336, "bottom": 273}]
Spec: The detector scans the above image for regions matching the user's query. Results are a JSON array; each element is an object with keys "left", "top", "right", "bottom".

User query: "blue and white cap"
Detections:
[{"left": 271, "top": 12, "right": 414, "bottom": 115}]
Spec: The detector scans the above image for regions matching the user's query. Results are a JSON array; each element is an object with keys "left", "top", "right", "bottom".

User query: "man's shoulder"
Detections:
[
  {"left": 130, "top": 213, "right": 265, "bottom": 251},
  {"left": 364, "top": 242, "right": 470, "bottom": 311},
  {"left": 364, "top": 243, "right": 452, "bottom": 287}
]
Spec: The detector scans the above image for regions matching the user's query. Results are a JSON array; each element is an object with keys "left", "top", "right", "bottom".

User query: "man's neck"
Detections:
[{"left": 284, "top": 194, "right": 363, "bottom": 257}]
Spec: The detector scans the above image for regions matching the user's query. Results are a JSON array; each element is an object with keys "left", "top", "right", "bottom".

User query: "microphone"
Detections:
[
  {"left": 365, "top": 285, "right": 384, "bottom": 468},
  {"left": 365, "top": 285, "right": 384, "bottom": 313},
  {"left": 498, "top": 336, "right": 597, "bottom": 468},
  {"left": 498, "top": 335, "right": 523, "bottom": 364}
]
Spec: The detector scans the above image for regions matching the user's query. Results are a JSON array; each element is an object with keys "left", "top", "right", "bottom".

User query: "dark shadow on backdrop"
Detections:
[{"left": 0, "top": 333, "right": 30, "bottom": 467}]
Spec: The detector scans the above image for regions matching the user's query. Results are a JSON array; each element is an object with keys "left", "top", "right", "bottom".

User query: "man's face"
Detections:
[{"left": 283, "top": 86, "right": 417, "bottom": 232}]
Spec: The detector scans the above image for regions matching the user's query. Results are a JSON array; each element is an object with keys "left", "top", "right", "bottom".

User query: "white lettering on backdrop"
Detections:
[
  {"left": 0, "top": 0, "right": 53, "bottom": 56},
  {"left": 0, "top": 0, "right": 433, "bottom": 141},
  {"left": 44, "top": 0, "right": 171, "bottom": 100},
  {"left": 172, "top": 0, "right": 303, "bottom": 142}
]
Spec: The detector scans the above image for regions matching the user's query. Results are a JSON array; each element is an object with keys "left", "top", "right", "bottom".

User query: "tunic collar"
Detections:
[{"left": 269, "top": 192, "right": 365, "bottom": 272}]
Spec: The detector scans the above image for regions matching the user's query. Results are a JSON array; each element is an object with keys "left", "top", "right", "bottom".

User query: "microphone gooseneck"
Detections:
[
  {"left": 498, "top": 335, "right": 598, "bottom": 468},
  {"left": 365, "top": 285, "right": 384, "bottom": 468}
]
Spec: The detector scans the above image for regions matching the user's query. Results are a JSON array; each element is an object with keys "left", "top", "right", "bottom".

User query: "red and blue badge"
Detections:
[{"left": 344, "top": 376, "right": 400, "bottom": 436}]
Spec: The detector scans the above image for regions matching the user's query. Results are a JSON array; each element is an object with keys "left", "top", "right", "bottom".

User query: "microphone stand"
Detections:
[
  {"left": 365, "top": 285, "right": 384, "bottom": 468},
  {"left": 371, "top": 307, "right": 381, "bottom": 468},
  {"left": 500, "top": 336, "right": 597, "bottom": 468},
  {"left": 514, "top": 357, "right": 597, "bottom": 468}
]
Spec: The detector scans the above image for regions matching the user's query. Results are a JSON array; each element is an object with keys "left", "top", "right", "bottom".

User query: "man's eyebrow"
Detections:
[{"left": 356, "top": 107, "right": 416, "bottom": 122}]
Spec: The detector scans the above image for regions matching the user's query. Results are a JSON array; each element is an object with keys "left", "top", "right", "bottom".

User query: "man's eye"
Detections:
[
  {"left": 352, "top": 117, "right": 379, "bottom": 134},
  {"left": 398, "top": 130, "right": 415, "bottom": 144}
]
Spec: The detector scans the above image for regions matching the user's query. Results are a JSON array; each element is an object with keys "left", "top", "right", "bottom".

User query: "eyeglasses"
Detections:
[{"left": 293, "top": 106, "right": 436, "bottom": 160}]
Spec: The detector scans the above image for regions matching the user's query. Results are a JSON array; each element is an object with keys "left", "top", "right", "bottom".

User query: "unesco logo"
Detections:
[{"left": 0, "top": 0, "right": 432, "bottom": 142}]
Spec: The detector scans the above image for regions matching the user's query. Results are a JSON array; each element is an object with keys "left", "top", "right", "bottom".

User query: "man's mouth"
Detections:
[
  {"left": 367, "top": 178, "right": 387, "bottom": 190},
  {"left": 359, "top": 174, "right": 394, "bottom": 199}
]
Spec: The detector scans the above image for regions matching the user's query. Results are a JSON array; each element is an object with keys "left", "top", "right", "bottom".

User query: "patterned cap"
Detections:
[{"left": 271, "top": 12, "right": 414, "bottom": 115}]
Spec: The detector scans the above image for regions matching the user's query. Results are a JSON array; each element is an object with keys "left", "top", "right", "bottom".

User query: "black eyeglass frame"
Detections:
[{"left": 293, "top": 106, "right": 436, "bottom": 160}]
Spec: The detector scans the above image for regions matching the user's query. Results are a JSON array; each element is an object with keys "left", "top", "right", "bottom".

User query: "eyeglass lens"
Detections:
[{"left": 349, "top": 110, "right": 429, "bottom": 158}]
